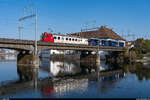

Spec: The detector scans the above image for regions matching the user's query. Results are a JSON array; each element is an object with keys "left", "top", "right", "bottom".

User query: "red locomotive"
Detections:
[
  {"left": 40, "top": 32, "right": 89, "bottom": 45},
  {"left": 41, "top": 32, "right": 54, "bottom": 42}
]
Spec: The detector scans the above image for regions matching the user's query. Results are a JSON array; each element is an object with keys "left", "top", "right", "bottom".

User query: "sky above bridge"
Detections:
[{"left": 0, "top": 0, "right": 150, "bottom": 41}]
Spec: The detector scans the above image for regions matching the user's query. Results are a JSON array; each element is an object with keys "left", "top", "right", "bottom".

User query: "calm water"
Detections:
[{"left": 0, "top": 55, "right": 150, "bottom": 98}]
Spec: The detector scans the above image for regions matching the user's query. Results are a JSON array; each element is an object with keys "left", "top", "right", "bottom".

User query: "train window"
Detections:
[
  {"left": 72, "top": 38, "right": 74, "bottom": 41},
  {"left": 54, "top": 37, "right": 56, "bottom": 39},
  {"left": 75, "top": 39, "right": 77, "bottom": 41},
  {"left": 66, "top": 38, "right": 68, "bottom": 40},
  {"left": 58, "top": 37, "right": 60, "bottom": 40},
  {"left": 69, "top": 38, "right": 71, "bottom": 41}
]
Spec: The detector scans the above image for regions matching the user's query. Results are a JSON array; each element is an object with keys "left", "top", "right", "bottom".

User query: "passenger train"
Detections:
[{"left": 41, "top": 32, "right": 125, "bottom": 47}]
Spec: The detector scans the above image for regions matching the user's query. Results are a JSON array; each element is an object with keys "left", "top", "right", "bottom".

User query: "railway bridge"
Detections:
[
  {"left": 0, "top": 38, "right": 125, "bottom": 51},
  {"left": 0, "top": 38, "right": 126, "bottom": 67}
]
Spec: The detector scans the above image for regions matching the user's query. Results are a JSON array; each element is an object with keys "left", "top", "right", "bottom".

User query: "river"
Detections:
[{"left": 0, "top": 55, "right": 150, "bottom": 98}]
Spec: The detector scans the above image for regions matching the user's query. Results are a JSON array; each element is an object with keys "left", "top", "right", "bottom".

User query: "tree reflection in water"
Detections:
[{"left": 123, "top": 62, "right": 150, "bottom": 82}]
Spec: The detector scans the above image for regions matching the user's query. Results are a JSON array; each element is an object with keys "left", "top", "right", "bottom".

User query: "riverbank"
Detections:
[{"left": 136, "top": 55, "right": 150, "bottom": 66}]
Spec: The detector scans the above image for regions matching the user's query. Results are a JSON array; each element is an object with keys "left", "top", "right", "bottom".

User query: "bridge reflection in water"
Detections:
[{"left": 0, "top": 56, "right": 126, "bottom": 98}]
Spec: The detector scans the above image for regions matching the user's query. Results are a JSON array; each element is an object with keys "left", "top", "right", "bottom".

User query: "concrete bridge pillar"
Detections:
[
  {"left": 96, "top": 51, "right": 100, "bottom": 72},
  {"left": 17, "top": 51, "right": 39, "bottom": 68},
  {"left": 17, "top": 64, "right": 39, "bottom": 81},
  {"left": 80, "top": 51, "right": 100, "bottom": 73}
]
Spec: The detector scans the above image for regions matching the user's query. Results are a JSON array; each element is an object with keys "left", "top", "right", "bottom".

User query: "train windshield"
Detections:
[
  {"left": 119, "top": 42, "right": 124, "bottom": 47},
  {"left": 42, "top": 34, "right": 46, "bottom": 39}
]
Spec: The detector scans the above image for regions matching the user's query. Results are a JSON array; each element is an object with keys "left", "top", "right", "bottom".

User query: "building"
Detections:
[
  {"left": 68, "top": 26, "right": 125, "bottom": 41},
  {"left": 126, "top": 41, "right": 135, "bottom": 49}
]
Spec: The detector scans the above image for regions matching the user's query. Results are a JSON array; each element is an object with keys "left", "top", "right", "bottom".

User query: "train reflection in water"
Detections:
[
  {"left": 39, "top": 56, "right": 118, "bottom": 77},
  {"left": 40, "top": 78, "right": 88, "bottom": 97},
  {"left": 40, "top": 72, "right": 126, "bottom": 97},
  {"left": 99, "top": 73, "right": 126, "bottom": 81},
  {"left": 39, "top": 57, "right": 126, "bottom": 97},
  {"left": 39, "top": 58, "right": 81, "bottom": 76}
]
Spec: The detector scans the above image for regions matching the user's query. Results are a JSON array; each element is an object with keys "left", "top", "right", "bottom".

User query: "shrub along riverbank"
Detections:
[{"left": 106, "top": 38, "right": 150, "bottom": 64}]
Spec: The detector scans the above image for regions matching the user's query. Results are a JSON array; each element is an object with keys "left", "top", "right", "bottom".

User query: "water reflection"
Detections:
[
  {"left": 40, "top": 78, "right": 88, "bottom": 97},
  {"left": 0, "top": 54, "right": 16, "bottom": 62},
  {"left": 2, "top": 54, "right": 150, "bottom": 98},
  {"left": 123, "top": 62, "right": 150, "bottom": 82},
  {"left": 39, "top": 57, "right": 119, "bottom": 77},
  {"left": 38, "top": 71, "right": 126, "bottom": 97},
  {"left": 97, "top": 73, "right": 126, "bottom": 94},
  {"left": 39, "top": 58, "right": 81, "bottom": 76},
  {"left": 38, "top": 57, "right": 126, "bottom": 97},
  {"left": 17, "top": 65, "right": 38, "bottom": 81}
]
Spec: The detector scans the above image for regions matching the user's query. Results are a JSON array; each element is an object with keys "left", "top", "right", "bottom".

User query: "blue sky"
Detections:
[{"left": 0, "top": 0, "right": 150, "bottom": 40}]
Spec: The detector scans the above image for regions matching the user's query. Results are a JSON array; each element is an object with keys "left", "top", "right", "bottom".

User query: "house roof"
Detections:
[{"left": 68, "top": 26, "right": 125, "bottom": 41}]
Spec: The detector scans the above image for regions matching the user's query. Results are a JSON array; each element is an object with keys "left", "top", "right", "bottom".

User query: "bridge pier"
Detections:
[
  {"left": 96, "top": 51, "right": 100, "bottom": 72},
  {"left": 17, "top": 64, "right": 39, "bottom": 81},
  {"left": 17, "top": 51, "right": 39, "bottom": 68},
  {"left": 80, "top": 51, "right": 100, "bottom": 73}
]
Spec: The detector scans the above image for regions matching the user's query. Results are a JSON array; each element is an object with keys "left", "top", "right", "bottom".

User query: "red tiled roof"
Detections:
[{"left": 68, "top": 26, "right": 125, "bottom": 41}]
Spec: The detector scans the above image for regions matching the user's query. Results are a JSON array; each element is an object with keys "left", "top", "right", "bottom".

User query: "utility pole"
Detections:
[
  {"left": 30, "top": 4, "right": 33, "bottom": 15},
  {"left": 80, "top": 28, "right": 82, "bottom": 38},
  {"left": 18, "top": 21, "right": 23, "bottom": 39},
  {"left": 30, "top": 4, "right": 34, "bottom": 24},
  {"left": 35, "top": 13, "right": 37, "bottom": 55},
  {"left": 93, "top": 20, "right": 96, "bottom": 29},
  {"left": 19, "top": 14, "right": 37, "bottom": 54},
  {"left": 85, "top": 21, "right": 88, "bottom": 31},
  {"left": 18, "top": 21, "right": 21, "bottom": 39},
  {"left": 24, "top": 6, "right": 26, "bottom": 17},
  {"left": 48, "top": 27, "right": 53, "bottom": 33}
]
